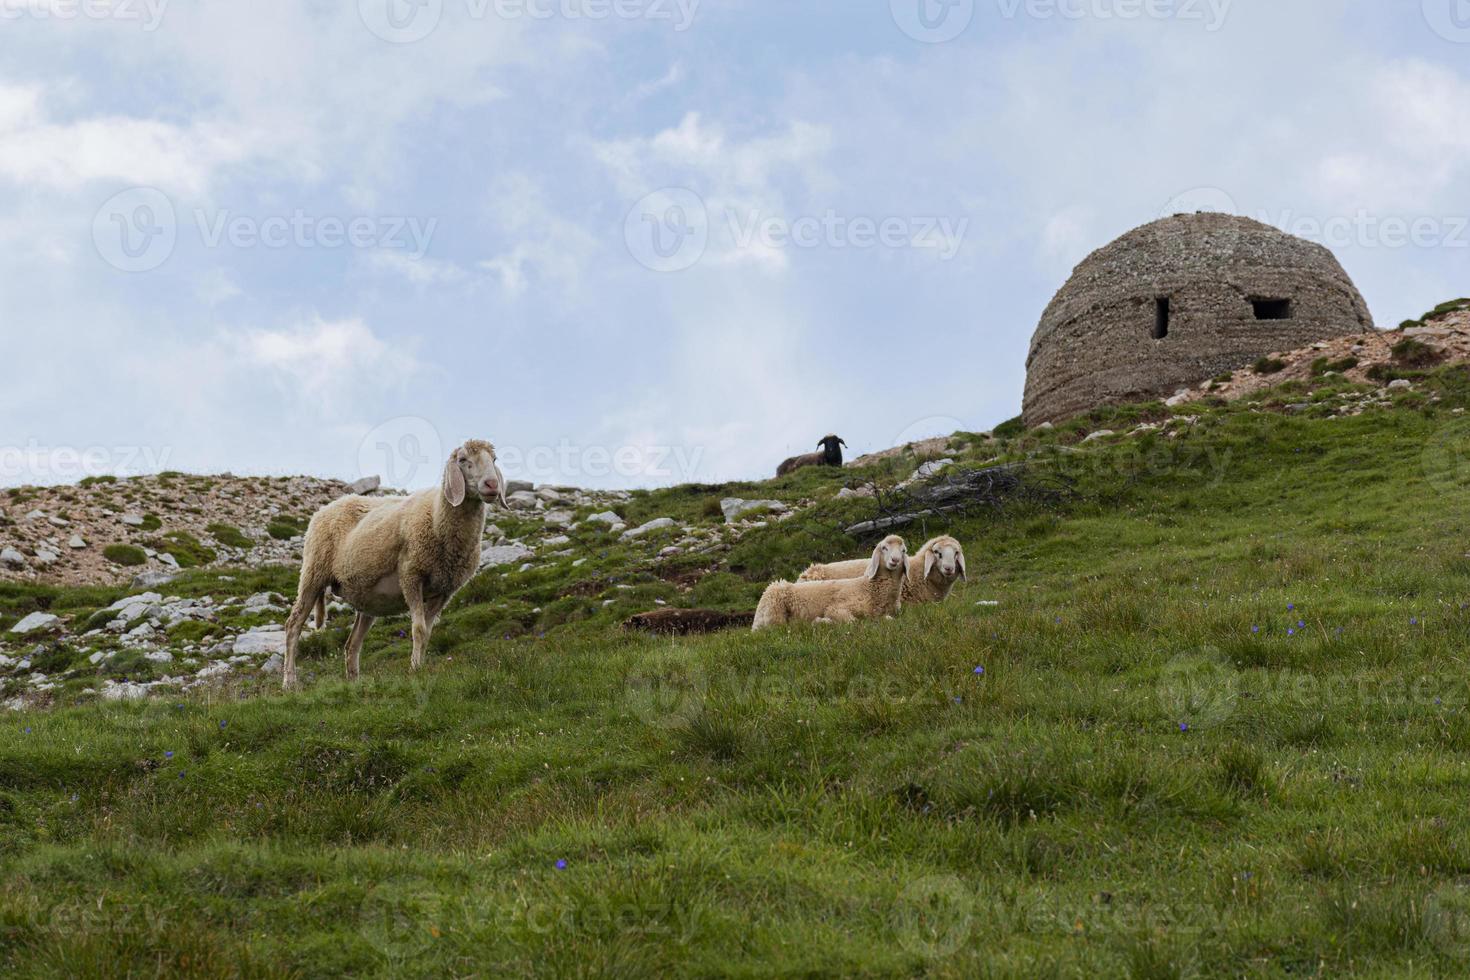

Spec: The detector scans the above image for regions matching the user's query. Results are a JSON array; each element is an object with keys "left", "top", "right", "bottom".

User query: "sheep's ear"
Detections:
[
  {"left": 442, "top": 450, "right": 466, "bottom": 507},
  {"left": 493, "top": 460, "right": 508, "bottom": 508},
  {"left": 839, "top": 438, "right": 847, "bottom": 448},
  {"left": 924, "top": 548, "right": 937, "bottom": 580},
  {"left": 863, "top": 547, "right": 882, "bottom": 580},
  {"left": 956, "top": 552, "right": 967, "bottom": 582}
]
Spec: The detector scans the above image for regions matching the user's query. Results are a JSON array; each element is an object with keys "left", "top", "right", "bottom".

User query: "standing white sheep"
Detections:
[
  {"left": 752, "top": 535, "right": 908, "bottom": 630},
  {"left": 798, "top": 535, "right": 966, "bottom": 604},
  {"left": 280, "top": 440, "right": 507, "bottom": 689}
]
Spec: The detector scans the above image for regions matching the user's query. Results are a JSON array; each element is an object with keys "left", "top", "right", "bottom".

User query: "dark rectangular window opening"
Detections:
[
  {"left": 1252, "top": 298, "right": 1294, "bottom": 321},
  {"left": 1153, "top": 297, "right": 1170, "bottom": 340}
]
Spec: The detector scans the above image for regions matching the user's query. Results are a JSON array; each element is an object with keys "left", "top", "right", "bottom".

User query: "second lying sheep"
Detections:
[
  {"left": 799, "top": 535, "right": 966, "bottom": 604},
  {"left": 753, "top": 535, "right": 909, "bottom": 630}
]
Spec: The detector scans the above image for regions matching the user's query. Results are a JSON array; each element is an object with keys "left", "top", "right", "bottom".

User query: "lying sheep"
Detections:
[
  {"left": 777, "top": 434, "right": 846, "bottom": 477},
  {"left": 799, "top": 534, "right": 966, "bottom": 604},
  {"left": 280, "top": 440, "right": 507, "bottom": 689},
  {"left": 752, "top": 534, "right": 908, "bottom": 630}
]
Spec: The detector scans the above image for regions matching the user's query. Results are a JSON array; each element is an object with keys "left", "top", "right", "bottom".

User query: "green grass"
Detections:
[
  {"left": 206, "top": 522, "right": 254, "bottom": 549},
  {"left": 11, "top": 370, "right": 1470, "bottom": 974},
  {"left": 101, "top": 544, "right": 146, "bottom": 567},
  {"left": 267, "top": 516, "right": 308, "bottom": 541}
]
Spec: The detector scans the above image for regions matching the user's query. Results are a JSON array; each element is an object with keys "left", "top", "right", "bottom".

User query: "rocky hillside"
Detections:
[
  {"left": 0, "top": 470, "right": 826, "bottom": 709},
  {"left": 1166, "top": 298, "right": 1470, "bottom": 410}
]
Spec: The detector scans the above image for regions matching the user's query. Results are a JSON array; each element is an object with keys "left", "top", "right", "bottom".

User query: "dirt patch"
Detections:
[{"left": 623, "top": 608, "right": 755, "bottom": 635}]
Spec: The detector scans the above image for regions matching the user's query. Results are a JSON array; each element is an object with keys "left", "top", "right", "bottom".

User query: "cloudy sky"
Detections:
[{"left": 2, "top": 0, "right": 1468, "bottom": 489}]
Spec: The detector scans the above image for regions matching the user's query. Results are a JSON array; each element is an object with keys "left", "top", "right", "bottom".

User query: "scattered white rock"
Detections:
[
  {"left": 101, "top": 681, "right": 150, "bottom": 702},
  {"left": 1082, "top": 430, "right": 1116, "bottom": 443},
  {"left": 68, "top": 535, "right": 87, "bottom": 549},
  {"left": 120, "top": 513, "right": 145, "bottom": 526},
  {"left": 480, "top": 542, "right": 535, "bottom": 569},
  {"left": 585, "top": 511, "right": 623, "bottom": 526},
  {"left": 0, "top": 548, "right": 25, "bottom": 566},
  {"left": 145, "top": 650, "right": 174, "bottom": 664},
  {"left": 720, "top": 499, "right": 786, "bottom": 523},
  {"left": 233, "top": 628, "right": 287, "bottom": 656},
  {"left": 1388, "top": 379, "right": 1413, "bottom": 390},
  {"left": 622, "top": 517, "right": 677, "bottom": 540},
  {"left": 348, "top": 476, "right": 381, "bottom": 495},
  {"left": 10, "top": 612, "right": 59, "bottom": 635}
]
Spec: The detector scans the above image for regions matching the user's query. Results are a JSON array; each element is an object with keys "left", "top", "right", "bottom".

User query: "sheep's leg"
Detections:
[
  {"left": 343, "top": 612, "right": 375, "bottom": 681},
  {"left": 283, "top": 582, "right": 326, "bottom": 690},
  {"left": 314, "top": 595, "right": 328, "bottom": 630},
  {"left": 824, "top": 608, "right": 857, "bottom": 624},
  {"left": 404, "top": 578, "right": 433, "bottom": 671}
]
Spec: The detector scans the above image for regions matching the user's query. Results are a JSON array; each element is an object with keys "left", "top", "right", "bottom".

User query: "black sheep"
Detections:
[{"left": 777, "top": 434, "right": 846, "bottom": 477}]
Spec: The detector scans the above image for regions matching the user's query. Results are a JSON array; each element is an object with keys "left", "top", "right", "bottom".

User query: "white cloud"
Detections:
[
  {"left": 0, "top": 82, "right": 258, "bottom": 193},
  {"left": 226, "top": 316, "right": 416, "bottom": 412},
  {"left": 366, "top": 251, "right": 468, "bottom": 288}
]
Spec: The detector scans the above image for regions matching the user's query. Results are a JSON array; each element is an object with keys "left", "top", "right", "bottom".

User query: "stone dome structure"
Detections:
[{"left": 1022, "top": 213, "right": 1374, "bottom": 426}]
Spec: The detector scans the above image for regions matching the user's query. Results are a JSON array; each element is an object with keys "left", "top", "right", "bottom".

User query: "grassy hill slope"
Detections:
[{"left": 7, "top": 366, "right": 1470, "bottom": 976}]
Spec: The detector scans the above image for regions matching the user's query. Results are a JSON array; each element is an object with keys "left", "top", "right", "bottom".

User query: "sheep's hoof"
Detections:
[{"left": 815, "top": 617, "right": 834, "bottom": 625}]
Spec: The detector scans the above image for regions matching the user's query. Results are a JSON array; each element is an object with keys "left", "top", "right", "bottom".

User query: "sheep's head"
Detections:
[
  {"left": 864, "top": 534, "right": 908, "bottom": 579},
  {"left": 442, "top": 440, "right": 507, "bottom": 508},
  {"left": 818, "top": 434, "right": 846, "bottom": 463},
  {"left": 921, "top": 536, "right": 966, "bottom": 583}
]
